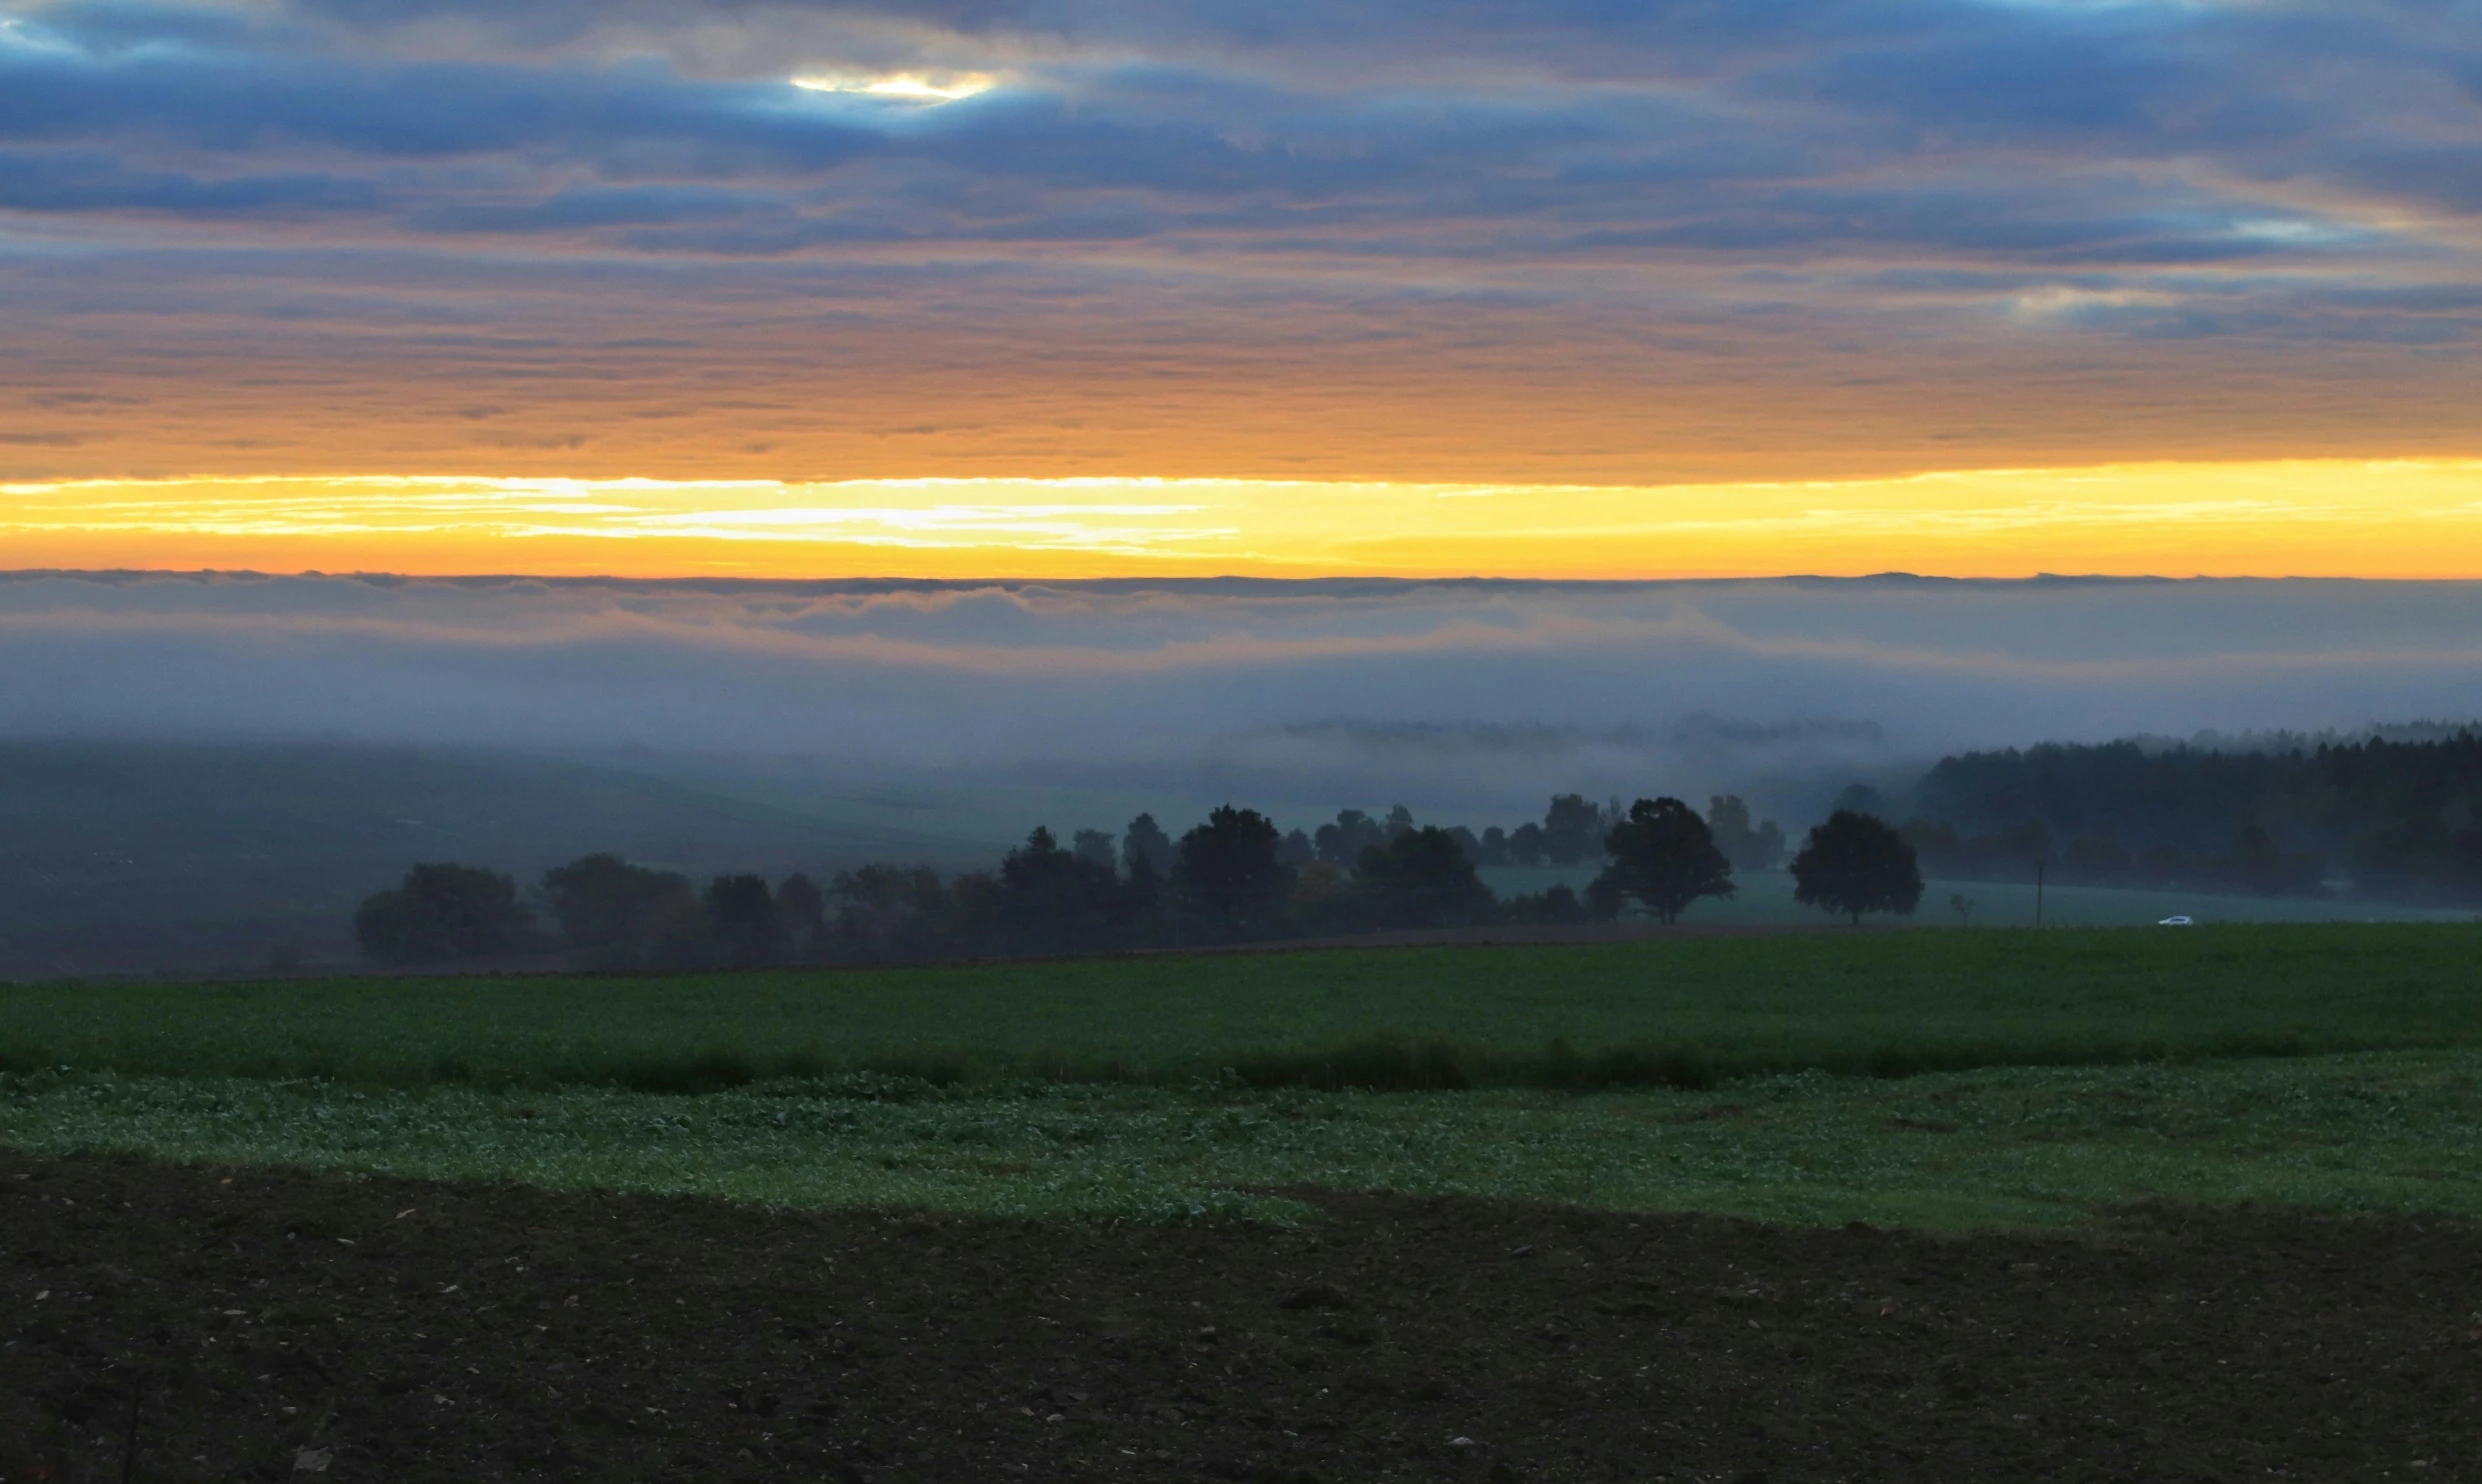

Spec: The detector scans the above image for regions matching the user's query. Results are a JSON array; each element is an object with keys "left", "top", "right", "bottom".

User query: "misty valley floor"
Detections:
[{"left": 8, "top": 1150, "right": 2482, "bottom": 1484}]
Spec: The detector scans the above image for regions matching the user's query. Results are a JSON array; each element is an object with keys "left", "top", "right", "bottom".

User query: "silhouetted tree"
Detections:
[
  {"left": 1122, "top": 848, "right": 1163, "bottom": 914},
  {"left": 1706, "top": 795, "right": 1786, "bottom": 872},
  {"left": 1478, "top": 825, "right": 1511, "bottom": 866},
  {"left": 1383, "top": 804, "right": 1416, "bottom": 840},
  {"left": 354, "top": 862, "right": 531, "bottom": 964},
  {"left": 1176, "top": 805, "right": 1292, "bottom": 925},
  {"left": 1352, "top": 826, "right": 1496, "bottom": 929},
  {"left": 1070, "top": 828, "right": 1118, "bottom": 872},
  {"left": 1003, "top": 825, "right": 1070, "bottom": 888},
  {"left": 540, "top": 853, "right": 700, "bottom": 965},
  {"left": 1791, "top": 810, "right": 1923, "bottom": 925},
  {"left": 998, "top": 825, "right": 1129, "bottom": 949},
  {"left": 1280, "top": 828, "right": 1317, "bottom": 867},
  {"left": 1121, "top": 813, "right": 1176, "bottom": 877},
  {"left": 1314, "top": 809, "right": 1385, "bottom": 866},
  {"left": 705, "top": 873, "right": 784, "bottom": 967},
  {"left": 1541, "top": 793, "right": 1604, "bottom": 866},
  {"left": 1291, "top": 858, "right": 1347, "bottom": 913},
  {"left": 826, "top": 864, "right": 951, "bottom": 960},
  {"left": 1507, "top": 822, "right": 1546, "bottom": 866},
  {"left": 1596, "top": 796, "right": 1735, "bottom": 924}
]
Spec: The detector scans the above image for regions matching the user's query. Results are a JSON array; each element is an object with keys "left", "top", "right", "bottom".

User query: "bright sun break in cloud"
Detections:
[
  {"left": 6, "top": 462, "right": 2481, "bottom": 580},
  {"left": 789, "top": 72, "right": 996, "bottom": 101}
]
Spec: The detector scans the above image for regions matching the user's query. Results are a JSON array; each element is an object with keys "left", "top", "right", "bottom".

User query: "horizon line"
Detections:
[
  {"left": 7, "top": 566, "right": 2468, "bottom": 587},
  {"left": 10, "top": 460, "right": 2482, "bottom": 581}
]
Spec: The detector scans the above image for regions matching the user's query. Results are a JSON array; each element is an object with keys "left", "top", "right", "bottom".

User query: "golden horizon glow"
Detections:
[{"left": 6, "top": 460, "right": 2482, "bottom": 580}]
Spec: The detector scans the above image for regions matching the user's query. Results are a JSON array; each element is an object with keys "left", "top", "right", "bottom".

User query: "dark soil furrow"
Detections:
[{"left": 4, "top": 1152, "right": 2479, "bottom": 1481}]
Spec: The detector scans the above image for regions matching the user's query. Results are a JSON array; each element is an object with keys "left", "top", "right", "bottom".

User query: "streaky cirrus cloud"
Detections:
[{"left": 0, "top": 0, "right": 2478, "bottom": 490}]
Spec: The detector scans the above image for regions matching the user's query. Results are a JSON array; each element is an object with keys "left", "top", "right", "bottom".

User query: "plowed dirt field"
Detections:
[{"left": 5, "top": 1150, "right": 2478, "bottom": 1482}]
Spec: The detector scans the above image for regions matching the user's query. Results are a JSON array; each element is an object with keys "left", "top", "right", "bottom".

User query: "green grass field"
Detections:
[
  {"left": 5, "top": 924, "right": 2477, "bottom": 1091},
  {"left": 5, "top": 925, "right": 2479, "bottom": 1230},
  {"left": 6, "top": 1051, "right": 2478, "bottom": 1230}
]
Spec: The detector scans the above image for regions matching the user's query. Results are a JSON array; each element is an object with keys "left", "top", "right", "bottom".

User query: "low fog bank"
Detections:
[
  {"left": 8, "top": 571, "right": 2482, "bottom": 827},
  {"left": 7, "top": 570, "right": 2481, "bottom": 975}
]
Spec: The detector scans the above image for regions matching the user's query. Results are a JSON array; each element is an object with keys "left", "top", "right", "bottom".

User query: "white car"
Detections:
[{"left": 2157, "top": 915, "right": 2194, "bottom": 927}]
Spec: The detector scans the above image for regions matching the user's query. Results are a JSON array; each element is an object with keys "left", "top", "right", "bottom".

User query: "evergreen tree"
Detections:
[
  {"left": 1121, "top": 813, "right": 1177, "bottom": 876},
  {"left": 1175, "top": 805, "right": 1292, "bottom": 924}
]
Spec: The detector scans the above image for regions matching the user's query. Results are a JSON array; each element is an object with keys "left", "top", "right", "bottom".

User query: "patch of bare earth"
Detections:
[{"left": 4, "top": 1151, "right": 2478, "bottom": 1481}]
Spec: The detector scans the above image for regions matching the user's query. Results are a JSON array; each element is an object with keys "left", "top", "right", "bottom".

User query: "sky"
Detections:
[{"left": 4, "top": 0, "right": 2482, "bottom": 577}]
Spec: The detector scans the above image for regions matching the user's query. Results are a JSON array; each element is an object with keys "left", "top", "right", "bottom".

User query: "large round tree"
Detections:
[
  {"left": 1594, "top": 796, "right": 1735, "bottom": 924},
  {"left": 1790, "top": 810, "right": 1924, "bottom": 926}
]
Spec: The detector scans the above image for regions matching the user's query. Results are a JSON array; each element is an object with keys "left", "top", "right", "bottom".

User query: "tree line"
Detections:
[
  {"left": 352, "top": 795, "right": 1913, "bottom": 967},
  {"left": 1881, "top": 730, "right": 2482, "bottom": 901}
]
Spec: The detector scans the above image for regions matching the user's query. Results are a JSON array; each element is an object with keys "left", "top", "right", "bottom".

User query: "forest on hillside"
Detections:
[{"left": 1888, "top": 732, "right": 2482, "bottom": 901}]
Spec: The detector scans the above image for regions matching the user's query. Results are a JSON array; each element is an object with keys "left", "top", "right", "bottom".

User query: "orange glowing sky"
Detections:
[{"left": 9, "top": 463, "right": 2482, "bottom": 579}]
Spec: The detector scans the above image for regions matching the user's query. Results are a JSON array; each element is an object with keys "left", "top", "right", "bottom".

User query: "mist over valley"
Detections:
[{"left": 5, "top": 570, "right": 2480, "bottom": 974}]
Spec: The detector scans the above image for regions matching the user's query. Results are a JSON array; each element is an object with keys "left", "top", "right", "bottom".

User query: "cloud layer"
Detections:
[
  {"left": 7, "top": 571, "right": 2480, "bottom": 820},
  {"left": 3, "top": 0, "right": 2480, "bottom": 485}
]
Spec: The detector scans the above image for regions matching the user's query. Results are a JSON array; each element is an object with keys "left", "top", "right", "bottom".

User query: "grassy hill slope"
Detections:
[{"left": 0, "top": 741, "right": 1001, "bottom": 976}]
